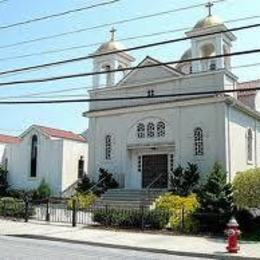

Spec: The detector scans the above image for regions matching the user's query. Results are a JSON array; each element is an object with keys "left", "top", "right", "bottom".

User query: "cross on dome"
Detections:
[
  {"left": 110, "top": 27, "right": 116, "bottom": 41},
  {"left": 205, "top": 1, "right": 214, "bottom": 16}
]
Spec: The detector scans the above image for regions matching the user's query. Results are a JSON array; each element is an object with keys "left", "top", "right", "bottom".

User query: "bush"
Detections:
[
  {"left": 68, "top": 193, "right": 97, "bottom": 210},
  {"left": 0, "top": 197, "right": 26, "bottom": 218},
  {"left": 32, "top": 179, "right": 51, "bottom": 200},
  {"left": 97, "top": 168, "right": 119, "bottom": 193},
  {"left": 196, "top": 163, "right": 233, "bottom": 233},
  {"left": 93, "top": 208, "right": 170, "bottom": 229},
  {"left": 169, "top": 163, "right": 200, "bottom": 196},
  {"left": 233, "top": 168, "right": 260, "bottom": 209},
  {"left": 76, "top": 175, "right": 96, "bottom": 194},
  {"left": 0, "top": 167, "right": 9, "bottom": 197},
  {"left": 155, "top": 193, "right": 200, "bottom": 232}
]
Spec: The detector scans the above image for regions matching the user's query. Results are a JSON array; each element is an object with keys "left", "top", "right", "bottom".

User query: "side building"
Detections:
[{"left": 7, "top": 125, "right": 88, "bottom": 196}]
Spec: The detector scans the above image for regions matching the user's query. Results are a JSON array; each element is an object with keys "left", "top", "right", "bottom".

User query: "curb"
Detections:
[{"left": 8, "top": 234, "right": 259, "bottom": 260}]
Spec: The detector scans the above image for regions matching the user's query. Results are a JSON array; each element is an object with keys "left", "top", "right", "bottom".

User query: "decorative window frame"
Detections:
[
  {"left": 105, "top": 134, "right": 112, "bottom": 160},
  {"left": 193, "top": 127, "right": 204, "bottom": 156},
  {"left": 246, "top": 128, "right": 253, "bottom": 165}
]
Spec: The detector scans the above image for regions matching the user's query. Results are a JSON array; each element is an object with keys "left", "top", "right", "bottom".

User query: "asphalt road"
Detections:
[{"left": 0, "top": 236, "right": 211, "bottom": 260}]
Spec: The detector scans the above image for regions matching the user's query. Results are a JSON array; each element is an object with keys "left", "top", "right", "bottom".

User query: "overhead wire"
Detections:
[
  {"left": 0, "top": 0, "right": 120, "bottom": 30},
  {"left": 0, "top": 14, "right": 260, "bottom": 63},
  {"left": 0, "top": 0, "right": 226, "bottom": 50},
  {"left": 0, "top": 22, "right": 259, "bottom": 77},
  {"left": 0, "top": 48, "right": 259, "bottom": 87},
  {"left": 0, "top": 86, "right": 259, "bottom": 105}
]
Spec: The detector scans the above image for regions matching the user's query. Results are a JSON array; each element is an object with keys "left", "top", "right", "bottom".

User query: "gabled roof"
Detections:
[
  {"left": 115, "top": 56, "right": 183, "bottom": 87},
  {"left": 0, "top": 134, "right": 20, "bottom": 144},
  {"left": 21, "top": 125, "right": 87, "bottom": 143}
]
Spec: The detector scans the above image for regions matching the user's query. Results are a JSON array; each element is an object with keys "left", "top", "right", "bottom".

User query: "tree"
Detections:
[
  {"left": 169, "top": 163, "right": 200, "bottom": 196},
  {"left": 198, "top": 162, "right": 233, "bottom": 214},
  {"left": 0, "top": 166, "right": 9, "bottom": 197},
  {"left": 76, "top": 174, "right": 95, "bottom": 194},
  {"left": 97, "top": 168, "right": 119, "bottom": 192}
]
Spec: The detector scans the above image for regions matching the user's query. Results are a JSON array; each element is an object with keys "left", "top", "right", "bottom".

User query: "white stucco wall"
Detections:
[
  {"left": 226, "top": 104, "right": 260, "bottom": 180},
  {"left": 0, "top": 143, "right": 6, "bottom": 165},
  {"left": 88, "top": 99, "right": 227, "bottom": 189},
  {"left": 61, "top": 140, "right": 88, "bottom": 192},
  {"left": 8, "top": 129, "right": 63, "bottom": 195}
]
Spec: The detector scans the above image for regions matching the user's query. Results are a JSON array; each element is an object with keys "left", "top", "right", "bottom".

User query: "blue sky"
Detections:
[{"left": 0, "top": 0, "right": 259, "bottom": 135}]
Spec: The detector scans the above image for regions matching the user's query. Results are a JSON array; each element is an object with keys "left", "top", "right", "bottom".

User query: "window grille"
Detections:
[
  {"left": 105, "top": 135, "right": 112, "bottom": 160},
  {"left": 157, "top": 121, "right": 166, "bottom": 137},
  {"left": 147, "top": 122, "right": 155, "bottom": 138},
  {"left": 137, "top": 123, "right": 145, "bottom": 138},
  {"left": 194, "top": 127, "right": 204, "bottom": 156}
]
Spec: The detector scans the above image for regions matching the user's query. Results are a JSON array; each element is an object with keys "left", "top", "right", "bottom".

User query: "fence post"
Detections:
[
  {"left": 181, "top": 206, "right": 185, "bottom": 232},
  {"left": 105, "top": 205, "right": 109, "bottom": 228},
  {"left": 140, "top": 205, "right": 145, "bottom": 231},
  {"left": 24, "top": 198, "right": 29, "bottom": 223},
  {"left": 46, "top": 198, "right": 50, "bottom": 222},
  {"left": 72, "top": 198, "right": 77, "bottom": 227}
]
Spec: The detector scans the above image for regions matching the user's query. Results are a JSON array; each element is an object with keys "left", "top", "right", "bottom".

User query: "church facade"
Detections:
[{"left": 85, "top": 11, "right": 260, "bottom": 189}]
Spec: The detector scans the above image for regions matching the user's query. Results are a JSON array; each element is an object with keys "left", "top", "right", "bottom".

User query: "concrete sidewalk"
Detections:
[{"left": 0, "top": 219, "right": 259, "bottom": 259}]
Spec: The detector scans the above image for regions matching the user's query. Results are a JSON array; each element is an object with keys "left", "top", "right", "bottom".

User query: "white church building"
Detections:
[
  {"left": 85, "top": 8, "right": 260, "bottom": 189},
  {"left": 3, "top": 125, "right": 88, "bottom": 196}
]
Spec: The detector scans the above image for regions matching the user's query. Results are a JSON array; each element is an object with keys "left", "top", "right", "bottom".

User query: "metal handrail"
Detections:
[
  {"left": 88, "top": 176, "right": 107, "bottom": 192},
  {"left": 146, "top": 173, "right": 164, "bottom": 191}
]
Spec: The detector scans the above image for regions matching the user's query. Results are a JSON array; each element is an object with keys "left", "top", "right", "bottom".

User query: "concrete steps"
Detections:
[{"left": 94, "top": 189, "right": 166, "bottom": 209}]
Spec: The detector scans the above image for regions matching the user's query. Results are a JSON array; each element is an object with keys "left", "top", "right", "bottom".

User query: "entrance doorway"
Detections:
[{"left": 142, "top": 154, "right": 168, "bottom": 188}]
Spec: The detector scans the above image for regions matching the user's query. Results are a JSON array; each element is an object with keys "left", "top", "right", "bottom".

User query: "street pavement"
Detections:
[
  {"left": 1, "top": 219, "right": 260, "bottom": 259},
  {"left": 0, "top": 235, "right": 210, "bottom": 260}
]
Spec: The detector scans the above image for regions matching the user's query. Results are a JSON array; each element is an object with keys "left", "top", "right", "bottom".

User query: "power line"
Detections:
[
  {"left": 0, "top": 48, "right": 259, "bottom": 87},
  {"left": 0, "top": 23, "right": 259, "bottom": 77},
  {"left": 1, "top": 15, "right": 259, "bottom": 63},
  {"left": 0, "top": 86, "right": 259, "bottom": 105},
  {"left": 0, "top": 0, "right": 120, "bottom": 31},
  {"left": 0, "top": 0, "right": 226, "bottom": 50},
  {"left": 1, "top": 61, "right": 260, "bottom": 100}
]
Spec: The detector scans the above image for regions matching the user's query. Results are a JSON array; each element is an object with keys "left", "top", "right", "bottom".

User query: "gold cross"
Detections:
[
  {"left": 205, "top": 1, "right": 214, "bottom": 16},
  {"left": 110, "top": 27, "right": 116, "bottom": 41}
]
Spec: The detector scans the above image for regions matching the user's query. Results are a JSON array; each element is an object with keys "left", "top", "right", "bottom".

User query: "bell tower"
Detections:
[
  {"left": 186, "top": 1, "right": 236, "bottom": 73},
  {"left": 92, "top": 28, "right": 135, "bottom": 89}
]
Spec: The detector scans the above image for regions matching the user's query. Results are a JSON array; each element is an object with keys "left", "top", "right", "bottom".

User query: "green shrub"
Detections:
[
  {"left": 93, "top": 208, "right": 170, "bottom": 229},
  {"left": 68, "top": 193, "right": 97, "bottom": 209},
  {"left": 0, "top": 167, "right": 9, "bottom": 197},
  {"left": 155, "top": 193, "right": 199, "bottom": 232},
  {"left": 169, "top": 163, "right": 200, "bottom": 196},
  {"left": 233, "top": 168, "right": 260, "bottom": 209},
  {"left": 32, "top": 179, "right": 51, "bottom": 200},
  {"left": 76, "top": 175, "right": 96, "bottom": 194},
  {"left": 196, "top": 163, "right": 233, "bottom": 233},
  {"left": 0, "top": 197, "right": 27, "bottom": 218},
  {"left": 97, "top": 168, "right": 119, "bottom": 193}
]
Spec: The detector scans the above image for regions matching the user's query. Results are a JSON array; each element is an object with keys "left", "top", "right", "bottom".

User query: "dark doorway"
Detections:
[{"left": 142, "top": 154, "right": 168, "bottom": 188}]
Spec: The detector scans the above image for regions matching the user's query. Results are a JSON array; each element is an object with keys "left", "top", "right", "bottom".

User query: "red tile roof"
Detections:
[
  {"left": 237, "top": 79, "right": 260, "bottom": 97},
  {"left": 36, "top": 125, "right": 86, "bottom": 142},
  {"left": 0, "top": 134, "right": 20, "bottom": 144}
]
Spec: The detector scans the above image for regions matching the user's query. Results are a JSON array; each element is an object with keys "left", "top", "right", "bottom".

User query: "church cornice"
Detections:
[{"left": 83, "top": 95, "right": 225, "bottom": 117}]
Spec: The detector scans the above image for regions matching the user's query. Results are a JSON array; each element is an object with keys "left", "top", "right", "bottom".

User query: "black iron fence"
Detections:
[{"left": 0, "top": 197, "right": 231, "bottom": 233}]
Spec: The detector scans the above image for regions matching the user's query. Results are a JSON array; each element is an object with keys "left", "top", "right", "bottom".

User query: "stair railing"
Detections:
[
  {"left": 87, "top": 176, "right": 107, "bottom": 193},
  {"left": 143, "top": 173, "right": 163, "bottom": 208}
]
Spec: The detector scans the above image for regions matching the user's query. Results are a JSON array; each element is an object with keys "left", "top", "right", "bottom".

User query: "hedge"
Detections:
[
  {"left": 233, "top": 168, "right": 260, "bottom": 208},
  {"left": 93, "top": 208, "right": 170, "bottom": 229}
]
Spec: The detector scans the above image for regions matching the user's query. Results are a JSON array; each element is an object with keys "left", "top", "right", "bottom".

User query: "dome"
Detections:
[
  {"left": 96, "top": 40, "right": 125, "bottom": 53},
  {"left": 180, "top": 48, "right": 192, "bottom": 61},
  {"left": 194, "top": 15, "right": 223, "bottom": 30}
]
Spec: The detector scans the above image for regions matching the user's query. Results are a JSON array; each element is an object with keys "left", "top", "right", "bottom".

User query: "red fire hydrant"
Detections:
[{"left": 224, "top": 217, "right": 241, "bottom": 253}]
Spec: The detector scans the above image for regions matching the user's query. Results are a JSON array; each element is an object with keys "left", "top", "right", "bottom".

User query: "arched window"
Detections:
[
  {"left": 194, "top": 128, "right": 204, "bottom": 156},
  {"left": 78, "top": 156, "right": 85, "bottom": 179},
  {"left": 147, "top": 122, "right": 155, "bottom": 138},
  {"left": 30, "top": 135, "right": 38, "bottom": 177},
  {"left": 247, "top": 129, "right": 253, "bottom": 162},
  {"left": 137, "top": 123, "right": 145, "bottom": 138},
  {"left": 105, "top": 135, "right": 112, "bottom": 160},
  {"left": 157, "top": 121, "right": 166, "bottom": 137}
]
